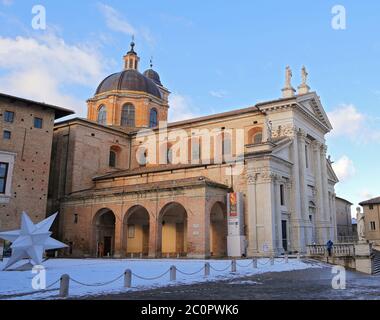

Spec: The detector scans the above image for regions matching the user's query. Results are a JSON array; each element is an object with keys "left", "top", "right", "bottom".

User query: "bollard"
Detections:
[
  {"left": 131, "top": 252, "right": 134, "bottom": 259},
  {"left": 170, "top": 266, "right": 176, "bottom": 281},
  {"left": 124, "top": 269, "right": 132, "bottom": 288},
  {"left": 297, "top": 253, "right": 301, "bottom": 261},
  {"left": 231, "top": 259, "right": 237, "bottom": 273},
  {"left": 167, "top": 253, "right": 170, "bottom": 259},
  {"left": 140, "top": 252, "right": 143, "bottom": 259},
  {"left": 252, "top": 258, "right": 258, "bottom": 269},
  {"left": 204, "top": 263, "right": 210, "bottom": 277},
  {"left": 177, "top": 253, "right": 180, "bottom": 259},
  {"left": 59, "top": 274, "right": 70, "bottom": 298},
  {"left": 270, "top": 256, "right": 275, "bottom": 265},
  {"left": 285, "top": 255, "right": 289, "bottom": 264}
]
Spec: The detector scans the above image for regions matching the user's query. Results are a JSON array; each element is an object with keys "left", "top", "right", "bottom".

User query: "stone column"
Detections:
[
  {"left": 114, "top": 215, "right": 123, "bottom": 258},
  {"left": 297, "top": 129, "right": 309, "bottom": 250},
  {"left": 320, "top": 145, "right": 329, "bottom": 222},
  {"left": 290, "top": 128, "right": 304, "bottom": 252},
  {"left": 148, "top": 215, "right": 158, "bottom": 258},
  {"left": 247, "top": 173, "right": 259, "bottom": 256},
  {"left": 312, "top": 141, "right": 325, "bottom": 243}
]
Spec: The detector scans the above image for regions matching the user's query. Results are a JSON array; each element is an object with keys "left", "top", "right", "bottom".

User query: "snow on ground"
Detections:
[{"left": 0, "top": 258, "right": 320, "bottom": 300}]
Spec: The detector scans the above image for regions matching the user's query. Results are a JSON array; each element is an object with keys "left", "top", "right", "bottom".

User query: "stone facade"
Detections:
[
  {"left": 359, "top": 197, "right": 380, "bottom": 245},
  {"left": 335, "top": 196, "right": 354, "bottom": 242},
  {"left": 0, "top": 93, "right": 72, "bottom": 231},
  {"left": 47, "top": 48, "right": 339, "bottom": 258}
]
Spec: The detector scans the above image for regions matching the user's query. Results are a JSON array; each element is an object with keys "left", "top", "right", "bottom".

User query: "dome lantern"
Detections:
[{"left": 123, "top": 37, "right": 140, "bottom": 70}]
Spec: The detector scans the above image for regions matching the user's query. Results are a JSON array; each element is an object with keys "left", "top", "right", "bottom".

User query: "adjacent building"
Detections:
[
  {"left": 359, "top": 196, "right": 380, "bottom": 245},
  {"left": 335, "top": 196, "right": 354, "bottom": 242},
  {"left": 48, "top": 42, "right": 339, "bottom": 258},
  {"left": 0, "top": 93, "right": 73, "bottom": 232}
]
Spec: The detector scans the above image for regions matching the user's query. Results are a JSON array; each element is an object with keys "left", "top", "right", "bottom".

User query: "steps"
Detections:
[{"left": 373, "top": 250, "right": 380, "bottom": 275}]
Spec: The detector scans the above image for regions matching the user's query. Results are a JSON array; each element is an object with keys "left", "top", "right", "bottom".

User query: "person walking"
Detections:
[{"left": 326, "top": 240, "right": 334, "bottom": 257}]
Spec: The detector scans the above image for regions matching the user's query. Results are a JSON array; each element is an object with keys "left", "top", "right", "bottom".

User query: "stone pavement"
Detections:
[{"left": 83, "top": 261, "right": 380, "bottom": 300}]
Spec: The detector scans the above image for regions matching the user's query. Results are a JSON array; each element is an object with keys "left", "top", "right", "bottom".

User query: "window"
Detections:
[
  {"left": 34, "top": 117, "right": 43, "bottom": 129},
  {"left": 4, "top": 111, "right": 14, "bottom": 123},
  {"left": 97, "top": 105, "right": 107, "bottom": 125},
  {"left": 167, "top": 147, "right": 173, "bottom": 164},
  {"left": 305, "top": 144, "right": 309, "bottom": 168},
  {"left": 109, "top": 151, "right": 117, "bottom": 168},
  {"left": 149, "top": 108, "right": 158, "bottom": 128},
  {"left": 369, "top": 204, "right": 374, "bottom": 210},
  {"left": 253, "top": 133, "right": 263, "bottom": 144},
  {"left": 223, "top": 133, "right": 232, "bottom": 160},
  {"left": 370, "top": 221, "right": 376, "bottom": 231},
  {"left": 74, "top": 214, "right": 78, "bottom": 224},
  {"left": 191, "top": 137, "right": 200, "bottom": 162},
  {"left": 121, "top": 104, "right": 135, "bottom": 127},
  {"left": 128, "top": 225, "right": 135, "bottom": 238},
  {"left": 0, "top": 162, "right": 9, "bottom": 194},
  {"left": 3, "top": 131, "right": 11, "bottom": 140},
  {"left": 280, "top": 184, "right": 285, "bottom": 206}
]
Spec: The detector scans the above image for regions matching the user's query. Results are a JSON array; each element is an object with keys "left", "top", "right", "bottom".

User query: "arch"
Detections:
[
  {"left": 158, "top": 202, "right": 188, "bottom": 257},
  {"left": 123, "top": 205, "right": 150, "bottom": 257},
  {"left": 121, "top": 103, "right": 135, "bottom": 127},
  {"left": 149, "top": 108, "right": 158, "bottom": 128},
  {"left": 210, "top": 202, "right": 227, "bottom": 257},
  {"left": 93, "top": 208, "right": 116, "bottom": 257},
  {"left": 247, "top": 127, "right": 263, "bottom": 144},
  {"left": 97, "top": 105, "right": 107, "bottom": 125}
]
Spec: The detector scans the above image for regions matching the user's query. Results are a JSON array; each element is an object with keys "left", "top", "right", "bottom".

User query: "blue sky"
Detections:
[{"left": 0, "top": 0, "right": 379, "bottom": 214}]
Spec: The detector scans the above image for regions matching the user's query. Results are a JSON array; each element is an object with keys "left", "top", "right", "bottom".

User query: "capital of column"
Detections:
[
  {"left": 297, "top": 129, "right": 307, "bottom": 140},
  {"left": 320, "top": 144, "right": 328, "bottom": 156},
  {"left": 311, "top": 140, "right": 322, "bottom": 152},
  {"left": 247, "top": 173, "right": 259, "bottom": 185}
]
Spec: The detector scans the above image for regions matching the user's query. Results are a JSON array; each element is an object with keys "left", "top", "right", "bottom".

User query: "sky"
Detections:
[{"left": 0, "top": 0, "right": 379, "bottom": 215}]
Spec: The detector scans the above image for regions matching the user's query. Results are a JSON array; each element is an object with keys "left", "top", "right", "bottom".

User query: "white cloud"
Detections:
[
  {"left": 328, "top": 104, "right": 364, "bottom": 137},
  {"left": 0, "top": 32, "right": 106, "bottom": 116},
  {"left": 168, "top": 93, "right": 199, "bottom": 122},
  {"left": 97, "top": 3, "right": 136, "bottom": 36},
  {"left": 209, "top": 90, "right": 228, "bottom": 98},
  {"left": 332, "top": 155, "right": 356, "bottom": 182},
  {"left": 1, "top": 0, "right": 13, "bottom": 6},
  {"left": 327, "top": 104, "right": 380, "bottom": 143},
  {"left": 358, "top": 190, "right": 375, "bottom": 202},
  {"left": 97, "top": 3, "right": 154, "bottom": 45}
]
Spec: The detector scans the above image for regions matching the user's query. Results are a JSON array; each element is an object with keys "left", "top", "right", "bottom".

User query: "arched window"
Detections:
[
  {"left": 97, "top": 105, "right": 107, "bottom": 125},
  {"left": 248, "top": 127, "right": 263, "bottom": 145},
  {"left": 121, "top": 104, "right": 135, "bottom": 127},
  {"left": 109, "top": 150, "right": 116, "bottom": 167},
  {"left": 253, "top": 132, "right": 263, "bottom": 144},
  {"left": 149, "top": 108, "right": 158, "bottom": 128}
]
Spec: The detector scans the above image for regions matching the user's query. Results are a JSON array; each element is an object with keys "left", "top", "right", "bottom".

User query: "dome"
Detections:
[
  {"left": 95, "top": 69, "right": 161, "bottom": 98},
  {"left": 143, "top": 69, "right": 162, "bottom": 86}
]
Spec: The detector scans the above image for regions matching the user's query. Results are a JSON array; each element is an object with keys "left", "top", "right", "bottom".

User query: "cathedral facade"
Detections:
[{"left": 48, "top": 42, "right": 339, "bottom": 258}]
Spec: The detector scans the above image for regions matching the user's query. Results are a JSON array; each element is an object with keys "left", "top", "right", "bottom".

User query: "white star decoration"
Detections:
[{"left": 0, "top": 212, "right": 67, "bottom": 270}]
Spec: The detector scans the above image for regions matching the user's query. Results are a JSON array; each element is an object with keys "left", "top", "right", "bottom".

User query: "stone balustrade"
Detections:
[{"left": 307, "top": 243, "right": 355, "bottom": 257}]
